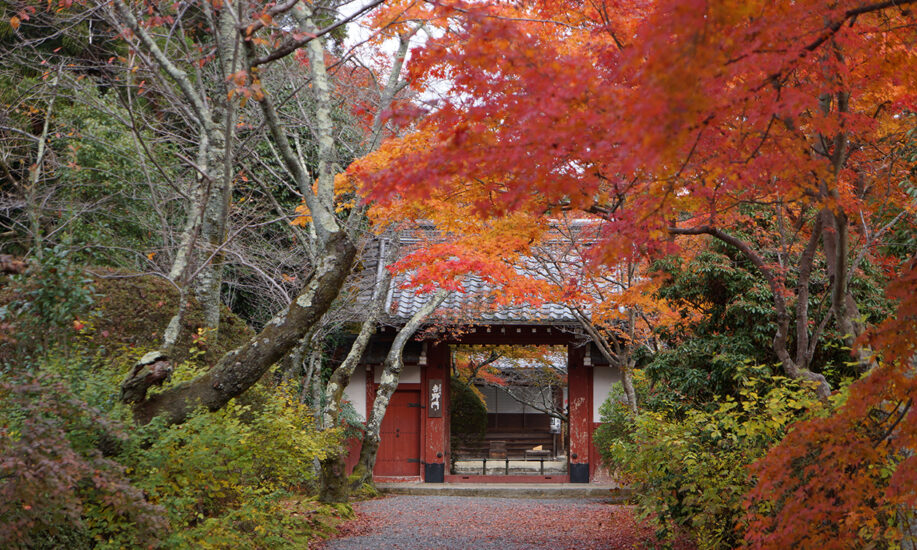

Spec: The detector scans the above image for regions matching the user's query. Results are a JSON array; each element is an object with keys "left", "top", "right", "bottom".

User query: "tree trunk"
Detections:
[
  {"left": 621, "top": 362, "right": 638, "bottom": 414},
  {"left": 669, "top": 225, "right": 832, "bottom": 399},
  {"left": 573, "top": 309, "right": 639, "bottom": 413},
  {"left": 316, "top": 242, "right": 396, "bottom": 503},
  {"left": 821, "top": 208, "right": 873, "bottom": 372},
  {"left": 280, "top": 334, "right": 308, "bottom": 384},
  {"left": 300, "top": 346, "right": 321, "bottom": 405},
  {"left": 318, "top": 453, "right": 352, "bottom": 503},
  {"left": 123, "top": 232, "right": 357, "bottom": 425},
  {"left": 190, "top": 2, "right": 240, "bottom": 334},
  {"left": 622, "top": 305, "right": 640, "bottom": 413},
  {"left": 348, "top": 290, "right": 447, "bottom": 491},
  {"left": 25, "top": 73, "right": 58, "bottom": 260}
]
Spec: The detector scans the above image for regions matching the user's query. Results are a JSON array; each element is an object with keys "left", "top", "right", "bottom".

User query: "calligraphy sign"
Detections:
[{"left": 428, "top": 379, "right": 443, "bottom": 418}]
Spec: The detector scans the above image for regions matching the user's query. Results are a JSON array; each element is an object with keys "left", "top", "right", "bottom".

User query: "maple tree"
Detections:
[
  {"left": 354, "top": 0, "right": 916, "bottom": 398},
  {"left": 646, "top": 220, "right": 890, "bottom": 405},
  {"left": 521, "top": 218, "right": 681, "bottom": 412},
  {"left": 347, "top": 0, "right": 917, "bottom": 545},
  {"left": 0, "top": 373, "right": 167, "bottom": 548},
  {"left": 3, "top": 0, "right": 916, "bottom": 543},
  {"left": 744, "top": 237, "right": 917, "bottom": 548}
]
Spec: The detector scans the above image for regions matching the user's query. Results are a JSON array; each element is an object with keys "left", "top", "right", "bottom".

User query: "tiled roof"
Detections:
[
  {"left": 359, "top": 223, "right": 609, "bottom": 325},
  {"left": 386, "top": 272, "right": 580, "bottom": 325}
]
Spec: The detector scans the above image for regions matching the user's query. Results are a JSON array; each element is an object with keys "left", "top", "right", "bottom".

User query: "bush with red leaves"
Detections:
[{"left": 0, "top": 373, "right": 166, "bottom": 548}]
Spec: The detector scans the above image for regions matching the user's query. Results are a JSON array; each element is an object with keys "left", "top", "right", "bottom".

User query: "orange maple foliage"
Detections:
[{"left": 347, "top": 0, "right": 917, "bottom": 546}]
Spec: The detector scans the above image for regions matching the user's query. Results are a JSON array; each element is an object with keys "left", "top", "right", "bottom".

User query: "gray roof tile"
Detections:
[{"left": 360, "top": 225, "right": 604, "bottom": 325}]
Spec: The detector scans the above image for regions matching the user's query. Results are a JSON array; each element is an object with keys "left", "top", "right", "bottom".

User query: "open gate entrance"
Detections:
[
  {"left": 358, "top": 327, "right": 615, "bottom": 483},
  {"left": 375, "top": 390, "right": 422, "bottom": 477},
  {"left": 450, "top": 345, "right": 568, "bottom": 479}
]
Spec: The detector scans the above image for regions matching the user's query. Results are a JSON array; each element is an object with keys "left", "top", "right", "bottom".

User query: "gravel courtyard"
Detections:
[{"left": 316, "top": 495, "right": 654, "bottom": 550}]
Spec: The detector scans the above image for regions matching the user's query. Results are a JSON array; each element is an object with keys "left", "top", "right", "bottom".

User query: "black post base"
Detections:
[
  {"left": 424, "top": 463, "right": 445, "bottom": 483},
  {"left": 570, "top": 463, "right": 589, "bottom": 483}
]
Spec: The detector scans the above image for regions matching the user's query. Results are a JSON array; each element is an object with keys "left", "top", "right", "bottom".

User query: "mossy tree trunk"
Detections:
[
  {"left": 112, "top": 0, "right": 357, "bottom": 425},
  {"left": 126, "top": 232, "right": 357, "bottom": 425},
  {"left": 316, "top": 268, "right": 389, "bottom": 502}
]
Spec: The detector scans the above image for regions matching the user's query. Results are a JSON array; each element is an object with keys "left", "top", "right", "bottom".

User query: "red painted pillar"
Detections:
[
  {"left": 567, "top": 345, "right": 593, "bottom": 483},
  {"left": 422, "top": 342, "right": 448, "bottom": 482}
]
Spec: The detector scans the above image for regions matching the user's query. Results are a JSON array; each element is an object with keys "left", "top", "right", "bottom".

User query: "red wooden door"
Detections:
[{"left": 375, "top": 390, "right": 421, "bottom": 476}]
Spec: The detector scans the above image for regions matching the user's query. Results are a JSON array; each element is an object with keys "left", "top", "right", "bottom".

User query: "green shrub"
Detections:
[
  {"left": 122, "top": 384, "right": 341, "bottom": 548},
  {"left": 600, "top": 369, "right": 822, "bottom": 549},
  {"left": 1, "top": 349, "right": 342, "bottom": 549},
  {"left": 449, "top": 376, "right": 487, "bottom": 462},
  {"left": 1, "top": 265, "right": 342, "bottom": 548},
  {"left": 167, "top": 494, "right": 352, "bottom": 549},
  {"left": 593, "top": 378, "right": 638, "bottom": 468},
  {"left": 594, "top": 370, "right": 693, "bottom": 468},
  {"left": 0, "top": 244, "right": 96, "bottom": 360}
]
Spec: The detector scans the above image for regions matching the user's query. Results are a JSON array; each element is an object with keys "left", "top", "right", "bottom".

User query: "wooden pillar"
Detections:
[
  {"left": 422, "top": 342, "right": 448, "bottom": 482},
  {"left": 567, "top": 344, "right": 593, "bottom": 483}
]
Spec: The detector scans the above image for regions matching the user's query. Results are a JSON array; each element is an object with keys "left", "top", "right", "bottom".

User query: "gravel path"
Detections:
[{"left": 316, "top": 495, "right": 652, "bottom": 550}]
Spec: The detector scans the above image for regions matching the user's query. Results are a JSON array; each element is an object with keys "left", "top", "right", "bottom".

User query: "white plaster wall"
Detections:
[
  {"left": 373, "top": 363, "right": 421, "bottom": 384},
  {"left": 592, "top": 366, "right": 621, "bottom": 419},
  {"left": 344, "top": 368, "right": 367, "bottom": 421},
  {"left": 479, "top": 385, "right": 524, "bottom": 413}
]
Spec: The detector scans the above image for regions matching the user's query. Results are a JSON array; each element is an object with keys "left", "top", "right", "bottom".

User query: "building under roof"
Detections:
[{"left": 339, "top": 224, "right": 622, "bottom": 485}]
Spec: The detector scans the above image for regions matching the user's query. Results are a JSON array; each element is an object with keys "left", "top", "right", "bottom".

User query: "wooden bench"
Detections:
[{"left": 489, "top": 440, "right": 507, "bottom": 459}]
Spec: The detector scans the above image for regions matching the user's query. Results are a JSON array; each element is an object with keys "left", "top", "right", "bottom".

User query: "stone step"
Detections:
[{"left": 376, "top": 482, "right": 632, "bottom": 502}]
